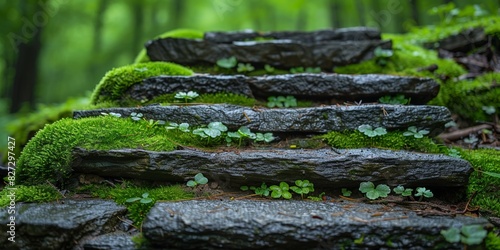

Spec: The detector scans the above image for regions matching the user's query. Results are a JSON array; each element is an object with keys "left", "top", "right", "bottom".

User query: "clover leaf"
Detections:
[
  {"left": 358, "top": 124, "right": 387, "bottom": 137},
  {"left": 126, "top": 192, "right": 153, "bottom": 204},
  {"left": 441, "top": 225, "right": 487, "bottom": 246},
  {"left": 403, "top": 126, "right": 430, "bottom": 138},
  {"left": 341, "top": 188, "right": 352, "bottom": 197},
  {"left": 216, "top": 56, "right": 237, "bottom": 68},
  {"left": 267, "top": 95, "right": 297, "bottom": 108},
  {"left": 237, "top": 63, "right": 255, "bottom": 72},
  {"left": 290, "top": 180, "right": 314, "bottom": 199},
  {"left": 174, "top": 91, "right": 199, "bottom": 103},
  {"left": 415, "top": 187, "right": 433, "bottom": 201},
  {"left": 393, "top": 185, "right": 413, "bottom": 197},
  {"left": 255, "top": 132, "right": 275, "bottom": 143},
  {"left": 270, "top": 182, "right": 292, "bottom": 199},
  {"left": 187, "top": 173, "right": 208, "bottom": 187},
  {"left": 130, "top": 112, "right": 143, "bottom": 121},
  {"left": 359, "top": 182, "right": 390, "bottom": 200}
]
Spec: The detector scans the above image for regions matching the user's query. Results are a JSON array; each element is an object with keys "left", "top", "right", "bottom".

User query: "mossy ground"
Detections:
[
  {"left": 90, "top": 61, "right": 194, "bottom": 105},
  {"left": 0, "top": 184, "right": 63, "bottom": 207}
]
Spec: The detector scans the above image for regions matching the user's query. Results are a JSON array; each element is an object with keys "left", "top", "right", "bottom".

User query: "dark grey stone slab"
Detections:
[
  {"left": 71, "top": 148, "right": 472, "bottom": 188},
  {"left": 126, "top": 73, "right": 439, "bottom": 104},
  {"left": 73, "top": 104, "right": 451, "bottom": 134},
  {"left": 82, "top": 232, "right": 136, "bottom": 250},
  {"left": 142, "top": 200, "right": 490, "bottom": 249},
  {"left": 0, "top": 199, "right": 127, "bottom": 250},
  {"left": 145, "top": 38, "right": 392, "bottom": 70},
  {"left": 203, "top": 27, "right": 382, "bottom": 43}
]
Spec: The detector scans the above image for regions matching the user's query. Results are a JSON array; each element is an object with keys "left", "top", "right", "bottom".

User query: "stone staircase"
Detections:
[{"left": 1, "top": 28, "right": 493, "bottom": 249}]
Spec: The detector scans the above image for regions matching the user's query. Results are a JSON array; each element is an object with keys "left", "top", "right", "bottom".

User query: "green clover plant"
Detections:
[
  {"left": 193, "top": 122, "right": 228, "bottom": 140},
  {"left": 308, "top": 192, "right": 325, "bottom": 201},
  {"left": 255, "top": 132, "right": 275, "bottom": 143},
  {"left": 126, "top": 192, "right": 153, "bottom": 204},
  {"left": 441, "top": 225, "right": 488, "bottom": 245},
  {"left": 359, "top": 182, "right": 391, "bottom": 200},
  {"left": 226, "top": 126, "right": 256, "bottom": 146},
  {"left": 267, "top": 96, "right": 297, "bottom": 108},
  {"left": 186, "top": 173, "right": 208, "bottom": 187},
  {"left": 393, "top": 185, "right": 413, "bottom": 197},
  {"left": 264, "top": 64, "right": 275, "bottom": 73},
  {"left": 216, "top": 56, "right": 237, "bottom": 68},
  {"left": 270, "top": 182, "right": 293, "bottom": 199},
  {"left": 165, "top": 122, "right": 190, "bottom": 132},
  {"left": 237, "top": 63, "right": 255, "bottom": 72},
  {"left": 290, "top": 180, "right": 314, "bottom": 199},
  {"left": 374, "top": 46, "right": 393, "bottom": 66},
  {"left": 378, "top": 94, "right": 409, "bottom": 105},
  {"left": 415, "top": 187, "right": 433, "bottom": 201},
  {"left": 130, "top": 112, "right": 143, "bottom": 121},
  {"left": 174, "top": 91, "right": 199, "bottom": 103},
  {"left": 358, "top": 124, "right": 387, "bottom": 137},
  {"left": 403, "top": 126, "right": 430, "bottom": 138},
  {"left": 341, "top": 188, "right": 352, "bottom": 197},
  {"left": 241, "top": 182, "right": 270, "bottom": 197}
]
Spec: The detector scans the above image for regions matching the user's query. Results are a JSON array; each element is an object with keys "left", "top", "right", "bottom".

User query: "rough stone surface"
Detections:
[
  {"left": 82, "top": 232, "right": 136, "bottom": 250},
  {"left": 0, "top": 199, "right": 127, "bottom": 250},
  {"left": 145, "top": 38, "right": 392, "bottom": 70},
  {"left": 72, "top": 148, "right": 472, "bottom": 188},
  {"left": 126, "top": 73, "right": 439, "bottom": 104},
  {"left": 203, "top": 27, "right": 382, "bottom": 43},
  {"left": 143, "top": 200, "right": 490, "bottom": 249},
  {"left": 73, "top": 104, "right": 452, "bottom": 134},
  {"left": 127, "top": 75, "right": 254, "bottom": 102}
]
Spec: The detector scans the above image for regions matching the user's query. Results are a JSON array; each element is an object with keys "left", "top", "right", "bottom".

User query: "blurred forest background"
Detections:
[{"left": 1, "top": 0, "right": 499, "bottom": 116}]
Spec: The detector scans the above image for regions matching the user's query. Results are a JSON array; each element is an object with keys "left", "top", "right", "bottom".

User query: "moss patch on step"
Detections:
[
  {"left": 429, "top": 73, "right": 500, "bottom": 122},
  {"left": 0, "top": 184, "right": 63, "bottom": 207},
  {"left": 134, "top": 29, "right": 204, "bottom": 63},
  {"left": 462, "top": 148, "right": 500, "bottom": 216},
  {"left": 90, "top": 62, "right": 193, "bottom": 105}
]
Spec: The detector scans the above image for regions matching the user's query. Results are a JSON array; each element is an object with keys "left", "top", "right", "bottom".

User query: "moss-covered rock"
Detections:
[
  {"left": 90, "top": 62, "right": 193, "bottom": 105},
  {"left": 0, "top": 184, "right": 63, "bottom": 207},
  {"left": 429, "top": 73, "right": 500, "bottom": 122},
  {"left": 16, "top": 116, "right": 180, "bottom": 185},
  {"left": 134, "top": 29, "right": 204, "bottom": 63}
]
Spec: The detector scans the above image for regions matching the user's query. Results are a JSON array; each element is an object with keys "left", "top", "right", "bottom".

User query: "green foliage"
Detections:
[
  {"left": 441, "top": 225, "right": 488, "bottom": 246},
  {"left": 378, "top": 94, "right": 410, "bottom": 105},
  {"left": 254, "top": 132, "right": 275, "bottom": 143},
  {"left": 192, "top": 122, "right": 228, "bottom": 143},
  {"left": 357, "top": 124, "right": 387, "bottom": 137},
  {"left": 463, "top": 149, "right": 500, "bottom": 216},
  {"left": 186, "top": 173, "right": 209, "bottom": 187},
  {"left": 216, "top": 56, "right": 238, "bottom": 69},
  {"left": 240, "top": 182, "right": 270, "bottom": 197},
  {"left": 134, "top": 29, "right": 204, "bottom": 63},
  {"left": 373, "top": 46, "right": 393, "bottom": 66},
  {"left": 236, "top": 63, "right": 255, "bottom": 73},
  {"left": 341, "top": 188, "right": 352, "bottom": 197},
  {"left": 308, "top": 192, "right": 325, "bottom": 201},
  {"left": 415, "top": 187, "right": 434, "bottom": 200},
  {"left": 403, "top": 126, "right": 430, "bottom": 139},
  {"left": 226, "top": 126, "right": 255, "bottom": 146},
  {"left": 90, "top": 62, "right": 193, "bottom": 105},
  {"left": 430, "top": 73, "right": 500, "bottom": 122},
  {"left": 270, "top": 182, "right": 293, "bottom": 199},
  {"left": 0, "top": 185, "right": 62, "bottom": 207},
  {"left": 126, "top": 192, "right": 153, "bottom": 204},
  {"left": 289, "top": 180, "right": 314, "bottom": 199},
  {"left": 290, "top": 67, "right": 321, "bottom": 74},
  {"left": 174, "top": 91, "right": 200, "bottom": 103},
  {"left": 322, "top": 130, "right": 442, "bottom": 153},
  {"left": 165, "top": 122, "right": 190, "bottom": 132},
  {"left": 267, "top": 96, "right": 297, "bottom": 108},
  {"left": 393, "top": 185, "right": 413, "bottom": 197},
  {"left": 16, "top": 116, "right": 183, "bottom": 185},
  {"left": 359, "top": 182, "right": 391, "bottom": 200}
]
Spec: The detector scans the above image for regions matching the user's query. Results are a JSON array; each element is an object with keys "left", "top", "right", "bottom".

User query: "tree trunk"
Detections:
[{"left": 329, "top": 0, "right": 341, "bottom": 28}]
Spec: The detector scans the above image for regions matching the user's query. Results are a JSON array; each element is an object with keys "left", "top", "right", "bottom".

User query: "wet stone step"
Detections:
[
  {"left": 203, "top": 27, "right": 382, "bottom": 43},
  {"left": 142, "top": 200, "right": 491, "bottom": 249},
  {"left": 71, "top": 148, "right": 472, "bottom": 189},
  {"left": 128, "top": 73, "right": 439, "bottom": 104},
  {"left": 145, "top": 37, "right": 391, "bottom": 70},
  {"left": 73, "top": 104, "right": 451, "bottom": 134}
]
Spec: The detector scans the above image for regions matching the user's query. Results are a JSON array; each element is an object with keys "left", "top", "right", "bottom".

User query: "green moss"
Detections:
[
  {"left": 322, "top": 130, "right": 443, "bottom": 153},
  {"left": 462, "top": 149, "right": 500, "bottom": 216},
  {"left": 134, "top": 29, "right": 204, "bottom": 63},
  {"left": 335, "top": 35, "right": 466, "bottom": 79},
  {"left": 0, "top": 184, "right": 63, "bottom": 207},
  {"left": 16, "top": 116, "right": 180, "bottom": 185},
  {"left": 429, "top": 73, "right": 500, "bottom": 122},
  {"left": 90, "top": 62, "right": 193, "bottom": 105},
  {"left": 88, "top": 183, "right": 193, "bottom": 227},
  {"left": 486, "top": 232, "right": 500, "bottom": 250}
]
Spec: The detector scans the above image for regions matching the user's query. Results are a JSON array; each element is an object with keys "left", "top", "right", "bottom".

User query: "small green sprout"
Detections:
[
  {"left": 186, "top": 173, "right": 208, "bottom": 187},
  {"left": 165, "top": 122, "right": 190, "bottom": 132},
  {"left": 308, "top": 192, "right": 325, "bottom": 201},
  {"left": 226, "top": 126, "right": 256, "bottom": 146},
  {"left": 237, "top": 63, "right": 255, "bottom": 72},
  {"left": 463, "top": 135, "right": 478, "bottom": 144},
  {"left": 174, "top": 91, "right": 199, "bottom": 103},
  {"left": 441, "top": 225, "right": 488, "bottom": 245},
  {"left": 357, "top": 124, "right": 387, "bottom": 137},
  {"left": 374, "top": 46, "right": 393, "bottom": 66},
  {"left": 414, "top": 187, "right": 433, "bottom": 201},
  {"left": 341, "top": 188, "right": 352, "bottom": 197},
  {"left": 482, "top": 106, "right": 496, "bottom": 115},
  {"left": 393, "top": 185, "right": 413, "bottom": 197},
  {"left": 270, "top": 182, "right": 293, "bottom": 199},
  {"left": 447, "top": 148, "right": 461, "bottom": 158},
  {"left": 378, "top": 94, "right": 409, "bottom": 105},
  {"left": 403, "top": 126, "right": 430, "bottom": 138},
  {"left": 359, "top": 182, "right": 390, "bottom": 200},
  {"left": 267, "top": 95, "right": 297, "bottom": 108},
  {"left": 216, "top": 56, "right": 237, "bottom": 68},
  {"left": 264, "top": 64, "right": 275, "bottom": 73},
  {"left": 126, "top": 192, "right": 153, "bottom": 204},
  {"left": 255, "top": 132, "right": 275, "bottom": 143},
  {"left": 241, "top": 182, "right": 270, "bottom": 197},
  {"left": 130, "top": 112, "right": 143, "bottom": 121},
  {"left": 193, "top": 122, "right": 228, "bottom": 138},
  {"left": 290, "top": 180, "right": 314, "bottom": 199}
]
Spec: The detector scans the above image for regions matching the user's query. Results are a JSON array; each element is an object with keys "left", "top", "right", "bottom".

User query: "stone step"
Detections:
[
  {"left": 73, "top": 104, "right": 451, "bottom": 134},
  {"left": 71, "top": 148, "right": 471, "bottom": 189},
  {"left": 126, "top": 73, "right": 439, "bottom": 104},
  {"left": 145, "top": 38, "right": 391, "bottom": 70},
  {"left": 0, "top": 200, "right": 127, "bottom": 250},
  {"left": 142, "top": 200, "right": 491, "bottom": 249}
]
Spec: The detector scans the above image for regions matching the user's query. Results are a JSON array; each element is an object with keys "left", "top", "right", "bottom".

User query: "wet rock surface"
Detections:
[
  {"left": 73, "top": 104, "right": 451, "bottom": 134},
  {"left": 126, "top": 73, "right": 439, "bottom": 104},
  {"left": 203, "top": 27, "right": 382, "bottom": 43},
  {"left": 72, "top": 148, "right": 472, "bottom": 189},
  {"left": 0, "top": 199, "right": 127, "bottom": 250},
  {"left": 143, "top": 200, "right": 490, "bottom": 249},
  {"left": 146, "top": 38, "right": 392, "bottom": 70}
]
